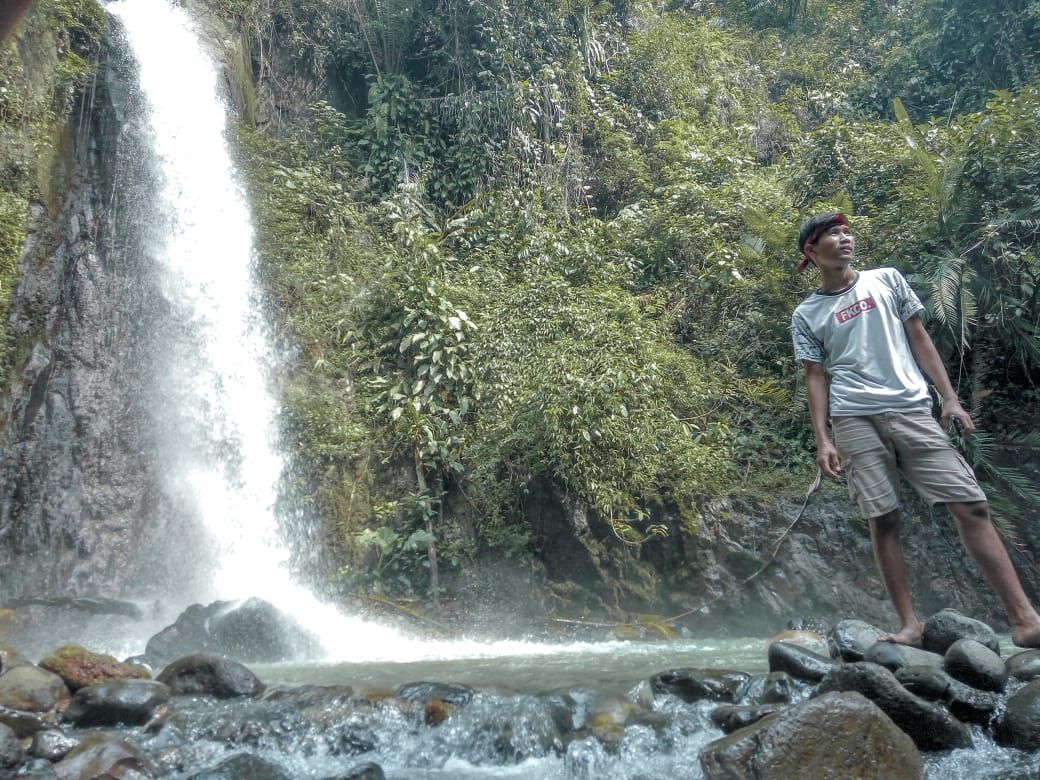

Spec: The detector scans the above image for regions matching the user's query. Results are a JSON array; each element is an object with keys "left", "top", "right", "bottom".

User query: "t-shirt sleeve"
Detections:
[
  {"left": 888, "top": 269, "right": 925, "bottom": 321},
  {"left": 792, "top": 311, "right": 824, "bottom": 364}
]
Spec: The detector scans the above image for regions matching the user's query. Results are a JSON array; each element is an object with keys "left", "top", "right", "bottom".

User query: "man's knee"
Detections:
[
  {"left": 868, "top": 509, "right": 902, "bottom": 535},
  {"left": 948, "top": 500, "right": 990, "bottom": 524}
]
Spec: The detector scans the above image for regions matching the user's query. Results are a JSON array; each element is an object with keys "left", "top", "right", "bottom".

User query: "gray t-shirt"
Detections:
[{"left": 791, "top": 267, "right": 932, "bottom": 416}]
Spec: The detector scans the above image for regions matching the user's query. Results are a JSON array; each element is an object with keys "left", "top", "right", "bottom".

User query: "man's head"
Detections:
[{"left": 797, "top": 212, "right": 849, "bottom": 272}]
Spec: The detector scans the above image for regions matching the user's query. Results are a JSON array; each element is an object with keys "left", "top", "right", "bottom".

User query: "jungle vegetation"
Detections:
[{"left": 4, "top": 0, "right": 1040, "bottom": 600}]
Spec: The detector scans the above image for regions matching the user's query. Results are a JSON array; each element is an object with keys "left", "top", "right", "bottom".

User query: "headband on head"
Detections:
[{"left": 797, "top": 212, "right": 849, "bottom": 272}]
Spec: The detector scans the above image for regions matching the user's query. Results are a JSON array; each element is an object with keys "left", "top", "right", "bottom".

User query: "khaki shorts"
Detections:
[{"left": 831, "top": 411, "right": 986, "bottom": 519}]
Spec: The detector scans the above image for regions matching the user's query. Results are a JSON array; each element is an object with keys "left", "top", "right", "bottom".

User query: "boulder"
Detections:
[
  {"left": 828, "top": 620, "right": 885, "bottom": 662},
  {"left": 29, "top": 729, "right": 80, "bottom": 762},
  {"left": 0, "top": 722, "right": 21, "bottom": 769},
  {"left": 895, "top": 666, "right": 999, "bottom": 725},
  {"left": 0, "top": 666, "right": 69, "bottom": 712},
  {"left": 62, "top": 679, "right": 170, "bottom": 727},
  {"left": 709, "top": 704, "right": 782, "bottom": 734},
  {"left": 321, "top": 762, "right": 386, "bottom": 780},
  {"left": 735, "top": 672, "right": 796, "bottom": 705},
  {"left": 994, "top": 679, "right": 1040, "bottom": 751},
  {"left": 922, "top": 609, "right": 1000, "bottom": 655},
  {"left": 767, "top": 641, "right": 838, "bottom": 682},
  {"left": 0, "top": 647, "right": 32, "bottom": 675},
  {"left": 650, "top": 669, "right": 750, "bottom": 703},
  {"left": 766, "top": 630, "right": 828, "bottom": 655},
  {"left": 863, "top": 642, "right": 943, "bottom": 673},
  {"left": 12, "top": 758, "right": 58, "bottom": 778},
  {"left": 52, "top": 733, "right": 155, "bottom": 779},
  {"left": 157, "top": 654, "right": 264, "bottom": 699},
  {"left": 39, "top": 644, "right": 150, "bottom": 692},
  {"left": 186, "top": 752, "right": 291, "bottom": 779},
  {"left": 144, "top": 599, "right": 322, "bottom": 665},
  {"left": 0, "top": 704, "right": 51, "bottom": 737},
  {"left": 699, "top": 691, "right": 922, "bottom": 779},
  {"left": 1006, "top": 649, "right": 1040, "bottom": 682},
  {"left": 943, "top": 638, "right": 1006, "bottom": 692},
  {"left": 817, "top": 662, "right": 972, "bottom": 750}
]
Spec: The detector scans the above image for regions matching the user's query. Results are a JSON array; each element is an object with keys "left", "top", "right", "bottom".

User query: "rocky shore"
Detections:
[{"left": 1, "top": 600, "right": 1039, "bottom": 778}]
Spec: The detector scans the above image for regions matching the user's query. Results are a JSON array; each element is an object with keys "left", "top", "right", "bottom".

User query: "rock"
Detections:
[
  {"left": 0, "top": 666, "right": 69, "bottom": 712},
  {"left": 0, "top": 722, "right": 21, "bottom": 769},
  {"left": 995, "top": 679, "right": 1040, "bottom": 751},
  {"left": 62, "top": 679, "right": 170, "bottom": 727},
  {"left": 0, "top": 647, "right": 32, "bottom": 675},
  {"left": 817, "top": 662, "right": 972, "bottom": 750},
  {"left": 736, "top": 672, "right": 796, "bottom": 705},
  {"left": 863, "top": 642, "right": 943, "bottom": 673},
  {"left": 6, "top": 597, "right": 145, "bottom": 619},
  {"left": 699, "top": 691, "right": 922, "bottom": 779},
  {"left": 828, "top": 620, "right": 885, "bottom": 662},
  {"left": 0, "top": 705, "right": 51, "bottom": 738},
  {"left": 1006, "top": 649, "right": 1040, "bottom": 682},
  {"left": 943, "top": 638, "right": 1006, "bottom": 692},
  {"left": 12, "top": 758, "right": 59, "bottom": 778},
  {"left": 650, "top": 669, "right": 750, "bottom": 703},
  {"left": 39, "top": 644, "right": 150, "bottom": 692},
  {"left": 320, "top": 761, "right": 386, "bottom": 779},
  {"left": 766, "top": 630, "right": 828, "bottom": 655},
  {"left": 157, "top": 654, "right": 264, "bottom": 699},
  {"left": 144, "top": 599, "right": 322, "bottom": 666},
  {"left": 29, "top": 729, "right": 80, "bottom": 762},
  {"left": 187, "top": 752, "right": 291, "bottom": 779},
  {"left": 52, "top": 733, "right": 155, "bottom": 779},
  {"left": 895, "top": 666, "right": 999, "bottom": 725},
  {"left": 396, "top": 682, "right": 474, "bottom": 707},
  {"left": 709, "top": 704, "right": 782, "bottom": 734},
  {"left": 767, "top": 641, "right": 838, "bottom": 682},
  {"left": 922, "top": 609, "right": 1000, "bottom": 655}
]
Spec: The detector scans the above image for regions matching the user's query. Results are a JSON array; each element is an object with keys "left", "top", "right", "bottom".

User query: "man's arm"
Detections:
[
  {"left": 903, "top": 314, "right": 975, "bottom": 433},
  {"left": 804, "top": 360, "right": 841, "bottom": 477}
]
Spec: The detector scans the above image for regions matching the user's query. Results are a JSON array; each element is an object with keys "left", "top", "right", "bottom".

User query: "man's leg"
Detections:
[
  {"left": 947, "top": 501, "right": 1040, "bottom": 648},
  {"left": 868, "top": 509, "right": 923, "bottom": 645}
]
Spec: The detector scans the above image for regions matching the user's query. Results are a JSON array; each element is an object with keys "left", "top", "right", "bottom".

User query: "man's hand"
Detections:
[
  {"left": 941, "top": 397, "right": 975, "bottom": 434},
  {"left": 817, "top": 438, "right": 843, "bottom": 479}
]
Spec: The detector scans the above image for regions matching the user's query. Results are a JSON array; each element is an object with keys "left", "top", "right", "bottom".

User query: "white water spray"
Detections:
[{"left": 105, "top": 0, "right": 418, "bottom": 658}]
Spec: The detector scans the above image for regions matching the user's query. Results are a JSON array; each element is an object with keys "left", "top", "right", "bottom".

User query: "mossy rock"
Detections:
[{"left": 39, "top": 645, "right": 150, "bottom": 692}]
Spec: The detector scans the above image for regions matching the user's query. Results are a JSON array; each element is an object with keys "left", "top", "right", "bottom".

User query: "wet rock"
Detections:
[
  {"left": 0, "top": 722, "right": 21, "bottom": 768},
  {"left": 0, "top": 647, "right": 32, "bottom": 675},
  {"left": 894, "top": 666, "right": 999, "bottom": 725},
  {"left": 766, "top": 630, "right": 828, "bottom": 655},
  {"left": 994, "top": 679, "right": 1040, "bottom": 751},
  {"left": 396, "top": 682, "right": 474, "bottom": 707},
  {"left": 323, "top": 762, "right": 386, "bottom": 780},
  {"left": 709, "top": 704, "right": 782, "bottom": 734},
  {"left": 650, "top": 668, "right": 750, "bottom": 703},
  {"left": 13, "top": 758, "right": 58, "bottom": 778},
  {"left": 52, "top": 733, "right": 155, "bottom": 779},
  {"left": 29, "top": 729, "right": 80, "bottom": 762},
  {"left": 62, "top": 679, "right": 170, "bottom": 727},
  {"left": 817, "top": 662, "right": 972, "bottom": 751},
  {"left": 922, "top": 609, "right": 1000, "bottom": 655},
  {"left": 1006, "top": 649, "right": 1040, "bottom": 682},
  {"left": 0, "top": 705, "right": 51, "bottom": 738},
  {"left": 944, "top": 638, "right": 1006, "bottom": 692},
  {"left": 145, "top": 599, "right": 322, "bottom": 665},
  {"left": 827, "top": 620, "right": 885, "bottom": 662},
  {"left": 767, "top": 641, "right": 838, "bottom": 682},
  {"left": 187, "top": 752, "right": 291, "bottom": 779},
  {"left": 6, "top": 597, "right": 145, "bottom": 619},
  {"left": 863, "top": 642, "right": 943, "bottom": 673},
  {"left": 157, "top": 654, "right": 264, "bottom": 699},
  {"left": 736, "top": 672, "right": 796, "bottom": 705},
  {"left": 699, "top": 691, "right": 922, "bottom": 779},
  {"left": 39, "top": 644, "right": 150, "bottom": 692},
  {"left": 0, "top": 666, "right": 69, "bottom": 712}
]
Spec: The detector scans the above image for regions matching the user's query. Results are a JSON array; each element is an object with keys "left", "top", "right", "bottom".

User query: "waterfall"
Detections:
[{"left": 103, "top": 0, "right": 403, "bottom": 656}]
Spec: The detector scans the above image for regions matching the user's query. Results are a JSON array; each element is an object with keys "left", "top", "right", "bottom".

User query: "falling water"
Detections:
[{"left": 103, "top": 0, "right": 411, "bottom": 657}]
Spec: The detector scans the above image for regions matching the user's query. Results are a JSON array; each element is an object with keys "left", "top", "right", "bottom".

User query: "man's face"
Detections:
[{"left": 807, "top": 222, "right": 854, "bottom": 269}]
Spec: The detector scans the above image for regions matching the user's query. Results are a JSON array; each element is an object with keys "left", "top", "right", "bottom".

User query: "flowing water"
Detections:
[{"left": 46, "top": 2, "right": 1040, "bottom": 777}]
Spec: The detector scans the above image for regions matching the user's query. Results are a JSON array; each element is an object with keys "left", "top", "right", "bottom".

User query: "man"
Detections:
[{"left": 791, "top": 212, "right": 1040, "bottom": 647}]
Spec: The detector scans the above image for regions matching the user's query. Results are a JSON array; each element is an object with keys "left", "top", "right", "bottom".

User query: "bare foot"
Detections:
[
  {"left": 1012, "top": 619, "right": 1040, "bottom": 649},
  {"left": 880, "top": 623, "right": 923, "bottom": 647}
]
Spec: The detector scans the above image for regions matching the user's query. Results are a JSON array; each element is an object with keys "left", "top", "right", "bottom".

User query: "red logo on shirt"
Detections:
[{"left": 835, "top": 296, "right": 877, "bottom": 324}]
